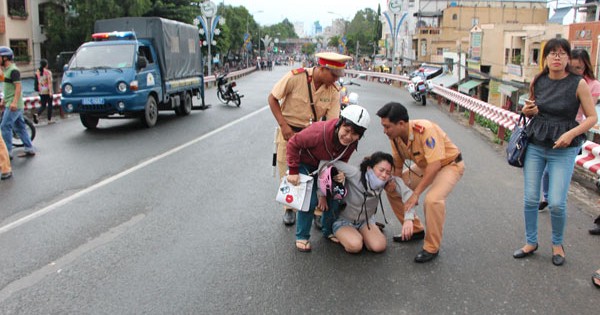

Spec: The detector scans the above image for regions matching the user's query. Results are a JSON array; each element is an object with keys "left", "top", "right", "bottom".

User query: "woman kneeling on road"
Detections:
[
  {"left": 327, "top": 152, "right": 416, "bottom": 253},
  {"left": 287, "top": 105, "right": 370, "bottom": 252}
]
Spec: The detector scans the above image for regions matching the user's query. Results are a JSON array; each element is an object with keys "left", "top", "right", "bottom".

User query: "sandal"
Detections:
[
  {"left": 592, "top": 269, "right": 600, "bottom": 289},
  {"left": 296, "top": 240, "right": 311, "bottom": 252},
  {"left": 327, "top": 234, "right": 340, "bottom": 244}
]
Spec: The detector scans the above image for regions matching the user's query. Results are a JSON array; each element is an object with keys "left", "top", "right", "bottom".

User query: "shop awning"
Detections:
[
  {"left": 498, "top": 84, "right": 519, "bottom": 95},
  {"left": 458, "top": 80, "right": 483, "bottom": 94},
  {"left": 518, "top": 93, "right": 530, "bottom": 106},
  {"left": 431, "top": 74, "right": 459, "bottom": 88}
]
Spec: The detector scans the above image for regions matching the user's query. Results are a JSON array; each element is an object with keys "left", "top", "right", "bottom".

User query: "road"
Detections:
[{"left": 0, "top": 65, "right": 598, "bottom": 314}]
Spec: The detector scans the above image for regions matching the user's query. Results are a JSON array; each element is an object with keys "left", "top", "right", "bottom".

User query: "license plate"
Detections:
[
  {"left": 417, "top": 85, "right": 426, "bottom": 91},
  {"left": 82, "top": 98, "right": 105, "bottom": 105}
]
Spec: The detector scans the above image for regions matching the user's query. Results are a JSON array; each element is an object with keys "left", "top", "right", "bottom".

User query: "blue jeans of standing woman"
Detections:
[
  {"left": 1, "top": 108, "right": 34, "bottom": 155},
  {"left": 523, "top": 143, "right": 580, "bottom": 246},
  {"left": 296, "top": 163, "right": 339, "bottom": 241}
]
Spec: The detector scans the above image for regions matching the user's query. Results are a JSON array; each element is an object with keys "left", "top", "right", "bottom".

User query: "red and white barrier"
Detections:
[
  {"left": 576, "top": 141, "right": 600, "bottom": 176},
  {"left": 23, "top": 94, "right": 62, "bottom": 111}
]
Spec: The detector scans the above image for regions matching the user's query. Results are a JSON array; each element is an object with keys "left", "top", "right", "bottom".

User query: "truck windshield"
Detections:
[{"left": 69, "top": 44, "right": 135, "bottom": 70}]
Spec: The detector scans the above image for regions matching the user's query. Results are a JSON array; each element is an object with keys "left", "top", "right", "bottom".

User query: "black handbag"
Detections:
[{"left": 506, "top": 114, "right": 530, "bottom": 168}]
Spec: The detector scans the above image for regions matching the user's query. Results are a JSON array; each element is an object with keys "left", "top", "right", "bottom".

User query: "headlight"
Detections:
[
  {"left": 117, "top": 82, "right": 127, "bottom": 93},
  {"left": 63, "top": 84, "right": 73, "bottom": 94}
]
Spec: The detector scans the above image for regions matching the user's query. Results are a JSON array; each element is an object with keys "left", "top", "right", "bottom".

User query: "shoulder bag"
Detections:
[{"left": 506, "top": 113, "right": 530, "bottom": 168}]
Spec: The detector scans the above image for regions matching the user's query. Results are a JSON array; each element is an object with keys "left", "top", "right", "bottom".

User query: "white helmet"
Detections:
[{"left": 339, "top": 104, "right": 370, "bottom": 136}]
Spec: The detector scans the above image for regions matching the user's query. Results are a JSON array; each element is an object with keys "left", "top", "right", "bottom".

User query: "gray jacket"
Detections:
[{"left": 330, "top": 161, "right": 417, "bottom": 223}]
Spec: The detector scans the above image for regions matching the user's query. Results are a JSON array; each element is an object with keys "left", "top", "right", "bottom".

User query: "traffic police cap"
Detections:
[{"left": 315, "top": 52, "right": 352, "bottom": 77}]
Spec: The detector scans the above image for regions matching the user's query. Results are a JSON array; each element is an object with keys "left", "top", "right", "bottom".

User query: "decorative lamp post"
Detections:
[
  {"left": 193, "top": 0, "right": 223, "bottom": 76},
  {"left": 262, "top": 35, "right": 272, "bottom": 59},
  {"left": 383, "top": 0, "right": 407, "bottom": 74}
]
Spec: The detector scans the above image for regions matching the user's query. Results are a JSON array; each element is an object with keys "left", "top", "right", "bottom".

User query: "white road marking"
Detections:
[{"left": 0, "top": 106, "right": 270, "bottom": 235}]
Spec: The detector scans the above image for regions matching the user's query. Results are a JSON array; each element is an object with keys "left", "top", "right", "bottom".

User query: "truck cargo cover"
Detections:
[{"left": 95, "top": 17, "right": 203, "bottom": 81}]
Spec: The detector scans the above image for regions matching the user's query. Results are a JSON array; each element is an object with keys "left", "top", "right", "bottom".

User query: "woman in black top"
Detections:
[{"left": 513, "top": 38, "right": 597, "bottom": 266}]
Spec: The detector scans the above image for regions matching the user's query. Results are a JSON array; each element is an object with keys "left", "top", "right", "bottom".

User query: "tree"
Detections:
[{"left": 344, "top": 8, "right": 379, "bottom": 57}]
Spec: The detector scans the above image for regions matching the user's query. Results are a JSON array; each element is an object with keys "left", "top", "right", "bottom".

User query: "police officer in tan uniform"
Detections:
[
  {"left": 377, "top": 102, "right": 465, "bottom": 263},
  {"left": 268, "top": 52, "right": 352, "bottom": 225}
]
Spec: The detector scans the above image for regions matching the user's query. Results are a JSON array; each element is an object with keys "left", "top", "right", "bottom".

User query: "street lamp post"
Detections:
[
  {"left": 193, "top": 0, "right": 222, "bottom": 76},
  {"left": 383, "top": 0, "right": 407, "bottom": 74}
]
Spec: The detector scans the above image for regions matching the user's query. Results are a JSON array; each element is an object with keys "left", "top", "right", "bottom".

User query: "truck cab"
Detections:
[{"left": 62, "top": 18, "right": 205, "bottom": 129}]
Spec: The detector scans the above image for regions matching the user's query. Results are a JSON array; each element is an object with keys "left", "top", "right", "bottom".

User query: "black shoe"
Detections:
[
  {"left": 513, "top": 244, "right": 538, "bottom": 258},
  {"left": 313, "top": 214, "right": 322, "bottom": 229},
  {"left": 1, "top": 171, "right": 12, "bottom": 180},
  {"left": 414, "top": 250, "right": 438, "bottom": 263},
  {"left": 33, "top": 113, "right": 39, "bottom": 124},
  {"left": 589, "top": 225, "right": 600, "bottom": 235},
  {"left": 552, "top": 245, "right": 566, "bottom": 266},
  {"left": 538, "top": 201, "right": 548, "bottom": 212},
  {"left": 393, "top": 230, "right": 425, "bottom": 243},
  {"left": 283, "top": 209, "right": 295, "bottom": 226}
]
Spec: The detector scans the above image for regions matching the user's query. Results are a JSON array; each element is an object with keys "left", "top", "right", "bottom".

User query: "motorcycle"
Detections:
[
  {"left": 407, "top": 74, "right": 431, "bottom": 106},
  {"left": 216, "top": 72, "right": 243, "bottom": 107},
  {"left": 0, "top": 93, "right": 36, "bottom": 147},
  {"left": 338, "top": 75, "right": 362, "bottom": 110}
]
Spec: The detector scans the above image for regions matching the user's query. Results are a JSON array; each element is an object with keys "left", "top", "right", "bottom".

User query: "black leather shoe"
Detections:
[
  {"left": 283, "top": 209, "right": 295, "bottom": 226},
  {"left": 513, "top": 244, "right": 538, "bottom": 258},
  {"left": 414, "top": 250, "right": 438, "bottom": 263},
  {"left": 393, "top": 230, "right": 425, "bottom": 243},
  {"left": 538, "top": 201, "right": 548, "bottom": 212},
  {"left": 589, "top": 225, "right": 600, "bottom": 235},
  {"left": 552, "top": 245, "right": 566, "bottom": 266}
]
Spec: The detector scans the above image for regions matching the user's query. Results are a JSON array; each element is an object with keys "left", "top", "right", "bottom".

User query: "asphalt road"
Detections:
[{"left": 0, "top": 65, "right": 598, "bottom": 314}]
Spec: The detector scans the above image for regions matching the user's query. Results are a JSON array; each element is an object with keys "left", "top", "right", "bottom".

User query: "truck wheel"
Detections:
[
  {"left": 421, "top": 95, "right": 427, "bottom": 106},
  {"left": 141, "top": 96, "right": 158, "bottom": 128},
  {"left": 232, "top": 93, "right": 241, "bottom": 107},
  {"left": 80, "top": 114, "right": 99, "bottom": 129},
  {"left": 180, "top": 92, "right": 192, "bottom": 115}
]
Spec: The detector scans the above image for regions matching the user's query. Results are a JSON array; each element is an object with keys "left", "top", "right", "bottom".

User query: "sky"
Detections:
[{"left": 216, "top": 0, "right": 390, "bottom": 33}]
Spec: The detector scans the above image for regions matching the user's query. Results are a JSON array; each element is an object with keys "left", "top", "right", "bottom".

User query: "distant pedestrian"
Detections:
[
  {"left": 0, "top": 46, "right": 35, "bottom": 158},
  {"left": 33, "top": 59, "right": 54, "bottom": 124}
]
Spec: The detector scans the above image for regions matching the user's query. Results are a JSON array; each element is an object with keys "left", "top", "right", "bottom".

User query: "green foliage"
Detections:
[
  {"left": 344, "top": 8, "right": 379, "bottom": 57},
  {"left": 302, "top": 43, "right": 316, "bottom": 55}
]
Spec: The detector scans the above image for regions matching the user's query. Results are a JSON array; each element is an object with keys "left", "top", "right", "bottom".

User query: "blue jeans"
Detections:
[
  {"left": 296, "top": 163, "right": 339, "bottom": 241},
  {"left": 1, "top": 108, "right": 34, "bottom": 154},
  {"left": 523, "top": 143, "right": 580, "bottom": 246}
]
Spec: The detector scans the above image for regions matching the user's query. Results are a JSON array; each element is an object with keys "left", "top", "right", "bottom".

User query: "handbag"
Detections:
[
  {"left": 506, "top": 113, "right": 530, "bottom": 168},
  {"left": 276, "top": 173, "right": 314, "bottom": 212}
]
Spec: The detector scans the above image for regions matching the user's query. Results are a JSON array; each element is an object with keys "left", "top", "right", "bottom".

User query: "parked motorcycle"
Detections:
[
  {"left": 407, "top": 73, "right": 431, "bottom": 106},
  {"left": 216, "top": 72, "right": 243, "bottom": 107},
  {"left": 0, "top": 93, "right": 36, "bottom": 147}
]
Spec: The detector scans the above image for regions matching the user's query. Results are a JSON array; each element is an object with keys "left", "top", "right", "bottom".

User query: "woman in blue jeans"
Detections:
[
  {"left": 286, "top": 105, "right": 370, "bottom": 252},
  {"left": 513, "top": 38, "right": 597, "bottom": 266}
]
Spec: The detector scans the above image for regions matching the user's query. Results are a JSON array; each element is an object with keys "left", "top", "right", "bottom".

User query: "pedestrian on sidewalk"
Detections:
[
  {"left": 513, "top": 38, "right": 597, "bottom": 266},
  {"left": 376, "top": 102, "right": 465, "bottom": 263},
  {"left": 0, "top": 46, "right": 35, "bottom": 158},
  {"left": 268, "top": 52, "right": 352, "bottom": 226},
  {"left": 33, "top": 59, "right": 54, "bottom": 124}
]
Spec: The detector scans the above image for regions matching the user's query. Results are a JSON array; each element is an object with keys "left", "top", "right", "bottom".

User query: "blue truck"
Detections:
[{"left": 61, "top": 17, "right": 205, "bottom": 129}]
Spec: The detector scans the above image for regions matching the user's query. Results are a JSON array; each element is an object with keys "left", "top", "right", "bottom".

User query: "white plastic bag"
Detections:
[{"left": 275, "top": 174, "right": 314, "bottom": 212}]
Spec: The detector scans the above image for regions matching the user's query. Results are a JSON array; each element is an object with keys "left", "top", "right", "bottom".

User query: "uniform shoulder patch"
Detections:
[
  {"left": 291, "top": 68, "right": 306, "bottom": 75},
  {"left": 412, "top": 123, "right": 426, "bottom": 134}
]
